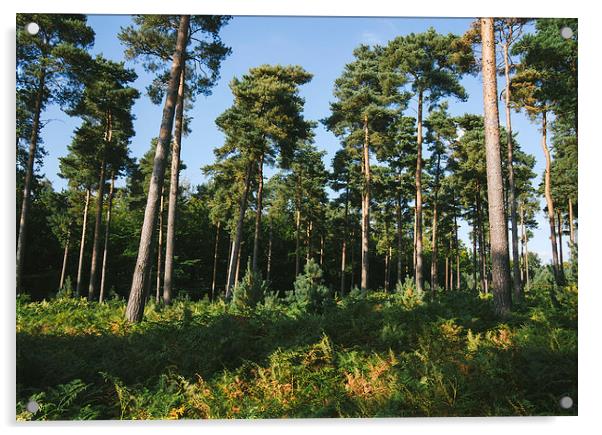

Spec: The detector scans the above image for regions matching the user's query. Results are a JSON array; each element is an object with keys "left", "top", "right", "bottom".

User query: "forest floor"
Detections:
[{"left": 16, "top": 285, "right": 577, "bottom": 420}]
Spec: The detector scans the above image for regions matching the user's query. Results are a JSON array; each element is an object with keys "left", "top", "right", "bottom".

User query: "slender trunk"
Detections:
[
  {"left": 320, "top": 234, "right": 324, "bottom": 267},
  {"left": 472, "top": 219, "right": 477, "bottom": 292},
  {"left": 476, "top": 189, "right": 486, "bottom": 292},
  {"left": 340, "top": 183, "right": 349, "bottom": 295},
  {"left": 445, "top": 255, "right": 449, "bottom": 292},
  {"left": 384, "top": 246, "right": 390, "bottom": 293},
  {"left": 225, "top": 236, "right": 234, "bottom": 292},
  {"left": 295, "top": 175, "right": 301, "bottom": 276},
  {"left": 361, "top": 114, "right": 370, "bottom": 293},
  {"left": 76, "top": 189, "right": 91, "bottom": 296},
  {"left": 396, "top": 195, "right": 402, "bottom": 284},
  {"left": 557, "top": 210, "right": 564, "bottom": 270},
  {"left": 88, "top": 158, "right": 107, "bottom": 301},
  {"left": 211, "top": 221, "right": 221, "bottom": 300},
  {"left": 503, "top": 38, "right": 522, "bottom": 302},
  {"left": 155, "top": 186, "right": 165, "bottom": 304},
  {"left": 454, "top": 203, "right": 460, "bottom": 290},
  {"left": 541, "top": 111, "right": 563, "bottom": 287},
  {"left": 126, "top": 15, "right": 189, "bottom": 322},
  {"left": 163, "top": 64, "right": 186, "bottom": 306},
  {"left": 226, "top": 162, "right": 253, "bottom": 297},
  {"left": 235, "top": 242, "right": 243, "bottom": 285},
  {"left": 520, "top": 203, "right": 530, "bottom": 292},
  {"left": 481, "top": 18, "right": 513, "bottom": 315},
  {"left": 16, "top": 67, "right": 46, "bottom": 294},
  {"left": 266, "top": 221, "right": 272, "bottom": 282},
  {"left": 350, "top": 223, "right": 356, "bottom": 290},
  {"left": 413, "top": 205, "right": 417, "bottom": 274},
  {"left": 415, "top": 90, "right": 424, "bottom": 293},
  {"left": 430, "top": 152, "right": 441, "bottom": 296},
  {"left": 252, "top": 151, "right": 265, "bottom": 275},
  {"left": 568, "top": 198, "right": 575, "bottom": 245},
  {"left": 99, "top": 173, "right": 115, "bottom": 303},
  {"left": 59, "top": 230, "right": 71, "bottom": 290}
]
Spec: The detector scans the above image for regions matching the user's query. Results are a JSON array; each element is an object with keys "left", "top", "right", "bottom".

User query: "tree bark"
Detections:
[
  {"left": 541, "top": 111, "right": 563, "bottom": 288},
  {"left": 472, "top": 217, "right": 477, "bottom": 292},
  {"left": 384, "top": 246, "right": 390, "bottom": 293},
  {"left": 59, "top": 229, "right": 71, "bottom": 291},
  {"left": 16, "top": 67, "right": 46, "bottom": 294},
  {"left": 445, "top": 255, "right": 449, "bottom": 292},
  {"left": 226, "top": 162, "right": 253, "bottom": 297},
  {"left": 454, "top": 201, "right": 460, "bottom": 290},
  {"left": 320, "top": 234, "right": 324, "bottom": 266},
  {"left": 415, "top": 90, "right": 424, "bottom": 293},
  {"left": 252, "top": 151, "right": 265, "bottom": 275},
  {"left": 211, "top": 221, "right": 221, "bottom": 300},
  {"left": 557, "top": 210, "right": 564, "bottom": 270},
  {"left": 266, "top": 220, "right": 272, "bottom": 283},
  {"left": 99, "top": 173, "right": 115, "bottom": 303},
  {"left": 126, "top": 15, "right": 189, "bottom": 322},
  {"left": 76, "top": 188, "right": 91, "bottom": 296},
  {"left": 520, "top": 203, "right": 530, "bottom": 292},
  {"left": 396, "top": 195, "right": 403, "bottom": 284},
  {"left": 568, "top": 197, "right": 575, "bottom": 245},
  {"left": 502, "top": 38, "right": 523, "bottom": 302},
  {"left": 481, "top": 18, "right": 513, "bottom": 316},
  {"left": 361, "top": 114, "right": 371, "bottom": 294},
  {"left": 340, "top": 183, "right": 349, "bottom": 295},
  {"left": 295, "top": 175, "right": 302, "bottom": 276},
  {"left": 163, "top": 64, "right": 186, "bottom": 306},
  {"left": 88, "top": 158, "right": 107, "bottom": 301},
  {"left": 155, "top": 186, "right": 165, "bottom": 304},
  {"left": 430, "top": 152, "right": 441, "bottom": 297}
]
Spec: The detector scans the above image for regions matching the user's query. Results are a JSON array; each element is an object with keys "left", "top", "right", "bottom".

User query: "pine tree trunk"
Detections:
[
  {"left": 350, "top": 224, "right": 356, "bottom": 290},
  {"left": 59, "top": 229, "right": 71, "bottom": 291},
  {"left": 340, "top": 183, "right": 349, "bottom": 295},
  {"left": 211, "top": 221, "right": 221, "bottom": 300},
  {"left": 541, "top": 111, "right": 563, "bottom": 288},
  {"left": 557, "top": 210, "right": 564, "bottom": 271},
  {"left": 163, "top": 64, "right": 186, "bottom": 306},
  {"left": 266, "top": 221, "right": 272, "bottom": 282},
  {"left": 16, "top": 67, "right": 46, "bottom": 295},
  {"left": 445, "top": 255, "right": 449, "bottom": 292},
  {"left": 481, "top": 18, "right": 513, "bottom": 316},
  {"left": 413, "top": 201, "right": 417, "bottom": 275},
  {"left": 520, "top": 203, "right": 530, "bottom": 291},
  {"left": 415, "top": 90, "right": 424, "bottom": 293},
  {"left": 472, "top": 218, "right": 477, "bottom": 292},
  {"left": 76, "top": 188, "right": 91, "bottom": 296},
  {"left": 306, "top": 220, "right": 313, "bottom": 263},
  {"left": 384, "top": 247, "right": 390, "bottom": 293},
  {"left": 320, "top": 234, "right": 324, "bottom": 266},
  {"left": 568, "top": 197, "right": 575, "bottom": 245},
  {"left": 454, "top": 205, "right": 460, "bottom": 290},
  {"left": 99, "top": 173, "right": 115, "bottom": 303},
  {"left": 126, "top": 15, "right": 190, "bottom": 322},
  {"left": 225, "top": 236, "right": 233, "bottom": 292},
  {"left": 361, "top": 114, "right": 371, "bottom": 294},
  {"left": 252, "top": 152, "right": 265, "bottom": 275},
  {"left": 295, "top": 176, "right": 301, "bottom": 276},
  {"left": 88, "top": 158, "right": 107, "bottom": 301},
  {"left": 155, "top": 187, "right": 165, "bottom": 304},
  {"left": 476, "top": 189, "right": 486, "bottom": 292},
  {"left": 226, "top": 162, "right": 253, "bottom": 297},
  {"left": 235, "top": 242, "right": 243, "bottom": 285},
  {"left": 430, "top": 152, "right": 441, "bottom": 297},
  {"left": 502, "top": 38, "right": 523, "bottom": 302},
  {"left": 396, "top": 195, "right": 403, "bottom": 284}
]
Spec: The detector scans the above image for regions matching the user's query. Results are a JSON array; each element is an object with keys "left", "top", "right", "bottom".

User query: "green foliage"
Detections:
[
  {"left": 232, "top": 261, "right": 269, "bottom": 308},
  {"left": 394, "top": 277, "right": 425, "bottom": 309},
  {"left": 56, "top": 276, "right": 74, "bottom": 299},
  {"left": 290, "top": 259, "right": 332, "bottom": 312}
]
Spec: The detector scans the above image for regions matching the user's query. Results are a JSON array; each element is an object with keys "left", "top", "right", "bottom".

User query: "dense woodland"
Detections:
[{"left": 16, "top": 15, "right": 577, "bottom": 419}]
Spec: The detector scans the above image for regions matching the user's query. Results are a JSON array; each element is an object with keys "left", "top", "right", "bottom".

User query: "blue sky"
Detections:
[{"left": 37, "top": 15, "right": 569, "bottom": 264}]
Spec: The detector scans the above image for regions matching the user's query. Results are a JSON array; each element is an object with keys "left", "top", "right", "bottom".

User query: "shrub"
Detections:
[
  {"left": 56, "top": 276, "right": 73, "bottom": 299},
  {"left": 394, "top": 277, "right": 424, "bottom": 309},
  {"left": 290, "top": 259, "right": 331, "bottom": 311},
  {"left": 232, "top": 261, "right": 269, "bottom": 308}
]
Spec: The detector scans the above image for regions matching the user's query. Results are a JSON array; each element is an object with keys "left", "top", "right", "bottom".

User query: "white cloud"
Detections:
[{"left": 360, "top": 31, "right": 383, "bottom": 45}]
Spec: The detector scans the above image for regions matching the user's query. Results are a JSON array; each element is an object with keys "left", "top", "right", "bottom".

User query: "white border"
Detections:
[{"left": 3, "top": 1, "right": 598, "bottom": 434}]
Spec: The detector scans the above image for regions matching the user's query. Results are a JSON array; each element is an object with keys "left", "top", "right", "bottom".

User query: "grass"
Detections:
[{"left": 16, "top": 285, "right": 577, "bottom": 420}]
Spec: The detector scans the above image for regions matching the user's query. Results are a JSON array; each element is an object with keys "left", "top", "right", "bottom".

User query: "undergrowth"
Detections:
[{"left": 16, "top": 284, "right": 577, "bottom": 420}]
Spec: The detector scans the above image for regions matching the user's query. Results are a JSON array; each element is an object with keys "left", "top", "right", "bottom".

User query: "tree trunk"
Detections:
[
  {"left": 211, "top": 221, "right": 221, "bottom": 300},
  {"left": 557, "top": 210, "right": 564, "bottom": 271},
  {"left": 350, "top": 223, "right": 356, "bottom": 290},
  {"left": 396, "top": 195, "right": 403, "bottom": 284},
  {"left": 266, "top": 220, "right": 272, "bottom": 282},
  {"left": 225, "top": 236, "right": 234, "bottom": 292},
  {"left": 235, "top": 242, "right": 243, "bottom": 285},
  {"left": 163, "top": 64, "right": 186, "bottom": 306},
  {"left": 430, "top": 152, "right": 441, "bottom": 297},
  {"left": 320, "top": 234, "right": 324, "bottom": 266},
  {"left": 76, "top": 188, "right": 91, "bottom": 296},
  {"left": 16, "top": 67, "right": 46, "bottom": 295},
  {"left": 568, "top": 197, "right": 575, "bottom": 245},
  {"left": 481, "top": 18, "right": 513, "bottom": 316},
  {"left": 361, "top": 114, "right": 371, "bottom": 294},
  {"left": 520, "top": 203, "right": 530, "bottom": 292},
  {"left": 126, "top": 15, "right": 189, "bottom": 322},
  {"left": 454, "top": 203, "right": 460, "bottom": 290},
  {"left": 384, "top": 246, "right": 390, "bottom": 293},
  {"left": 306, "top": 220, "right": 313, "bottom": 263},
  {"left": 541, "top": 111, "right": 563, "bottom": 288},
  {"left": 155, "top": 186, "right": 165, "bottom": 304},
  {"left": 295, "top": 175, "right": 301, "bottom": 276},
  {"left": 252, "top": 151, "right": 265, "bottom": 275},
  {"left": 226, "top": 162, "right": 253, "bottom": 297},
  {"left": 59, "top": 229, "right": 71, "bottom": 291},
  {"left": 340, "top": 183, "right": 349, "bottom": 295},
  {"left": 502, "top": 38, "right": 523, "bottom": 302},
  {"left": 476, "top": 189, "right": 486, "bottom": 292},
  {"left": 445, "top": 255, "right": 449, "bottom": 292},
  {"left": 415, "top": 90, "right": 424, "bottom": 293},
  {"left": 99, "top": 173, "right": 115, "bottom": 303},
  {"left": 88, "top": 158, "right": 107, "bottom": 301}
]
